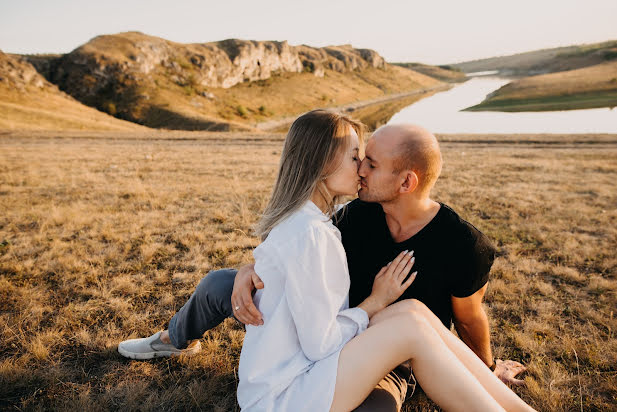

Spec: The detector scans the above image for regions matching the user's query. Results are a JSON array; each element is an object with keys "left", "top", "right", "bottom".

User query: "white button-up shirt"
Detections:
[{"left": 237, "top": 200, "right": 369, "bottom": 411}]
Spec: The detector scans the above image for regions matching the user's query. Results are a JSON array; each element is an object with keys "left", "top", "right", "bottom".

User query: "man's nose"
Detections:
[{"left": 358, "top": 160, "right": 367, "bottom": 176}]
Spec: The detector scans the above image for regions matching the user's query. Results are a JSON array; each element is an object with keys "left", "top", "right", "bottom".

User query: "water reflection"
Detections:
[{"left": 387, "top": 77, "right": 617, "bottom": 134}]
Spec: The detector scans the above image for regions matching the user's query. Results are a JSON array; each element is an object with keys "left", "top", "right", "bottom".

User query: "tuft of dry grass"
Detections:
[{"left": 1, "top": 132, "right": 616, "bottom": 411}]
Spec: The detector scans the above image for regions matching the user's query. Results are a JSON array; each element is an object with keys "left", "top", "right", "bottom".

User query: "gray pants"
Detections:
[{"left": 168, "top": 269, "right": 416, "bottom": 412}]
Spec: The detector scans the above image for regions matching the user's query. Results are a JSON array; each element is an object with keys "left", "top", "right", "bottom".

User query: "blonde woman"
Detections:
[{"left": 237, "top": 110, "right": 534, "bottom": 412}]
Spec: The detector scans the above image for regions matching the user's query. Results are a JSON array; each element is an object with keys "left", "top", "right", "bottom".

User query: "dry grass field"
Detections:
[{"left": 1, "top": 131, "right": 616, "bottom": 411}]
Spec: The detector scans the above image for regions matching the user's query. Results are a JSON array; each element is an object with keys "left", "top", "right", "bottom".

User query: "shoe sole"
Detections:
[{"left": 118, "top": 341, "right": 201, "bottom": 360}]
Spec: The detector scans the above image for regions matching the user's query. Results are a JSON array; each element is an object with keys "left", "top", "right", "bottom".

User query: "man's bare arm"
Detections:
[
  {"left": 452, "top": 284, "right": 493, "bottom": 366},
  {"left": 452, "top": 283, "right": 527, "bottom": 385},
  {"left": 231, "top": 263, "right": 264, "bottom": 325}
]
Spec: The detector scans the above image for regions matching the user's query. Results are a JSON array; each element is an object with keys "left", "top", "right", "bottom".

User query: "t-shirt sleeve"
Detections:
[
  {"left": 451, "top": 228, "right": 496, "bottom": 298},
  {"left": 279, "top": 225, "right": 368, "bottom": 362}
]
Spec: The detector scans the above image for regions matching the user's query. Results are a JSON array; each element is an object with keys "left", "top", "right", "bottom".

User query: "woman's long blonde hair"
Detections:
[{"left": 255, "top": 109, "right": 365, "bottom": 240}]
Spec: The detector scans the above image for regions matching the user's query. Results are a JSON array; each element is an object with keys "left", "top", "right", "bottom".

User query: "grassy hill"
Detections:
[
  {"left": 391, "top": 62, "right": 467, "bottom": 82},
  {"left": 452, "top": 40, "right": 617, "bottom": 76},
  {"left": 145, "top": 65, "right": 442, "bottom": 129},
  {"left": 20, "top": 32, "right": 443, "bottom": 131},
  {"left": 451, "top": 40, "right": 617, "bottom": 112},
  {"left": 0, "top": 51, "right": 147, "bottom": 131},
  {"left": 465, "top": 61, "right": 617, "bottom": 112}
]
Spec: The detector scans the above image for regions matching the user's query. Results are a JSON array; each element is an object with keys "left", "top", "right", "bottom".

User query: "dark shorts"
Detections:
[{"left": 353, "top": 361, "right": 416, "bottom": 412}]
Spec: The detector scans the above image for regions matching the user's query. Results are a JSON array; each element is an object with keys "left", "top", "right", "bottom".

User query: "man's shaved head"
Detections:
[{"left": 373, "top": 124, "right": 442, "bottom": 195}]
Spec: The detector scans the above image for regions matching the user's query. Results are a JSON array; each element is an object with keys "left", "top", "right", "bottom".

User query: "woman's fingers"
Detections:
[
  {"left": 234, "top": 293, "right": 264, "bottom": 326},
  {"left": 242, "top": 293, "right": 264, "bottom": 325},
  {"left": 401, "top": 271, "right": 418, "bottom": 291},
  {"left": 375, "top": 250, "right": 417, "bottom": 300},
  {"left": 396, "top": 255, "right": 415, "bottom": 283},
  {"left": 386, "top": 250, "right": 410, "bottom": 277},
  {"left": 390, "top": 250, "right": 413, "bottom": 279},
  {"left": 251, "top": 273, "right": 264, "bottom": 290},
  {"left": 375, "top": 266, "right": 387, "bottom": 280}
]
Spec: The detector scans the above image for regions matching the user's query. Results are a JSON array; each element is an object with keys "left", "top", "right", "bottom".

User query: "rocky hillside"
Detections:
[
  {"left": 1, "top": 51, "right": 47, "bottom": 89},
  {"left": 21, "top": 31, "right": 440, "bottom": 131},
  {"left": 0, "top": 50, "right": 146, "bottom": 131}
]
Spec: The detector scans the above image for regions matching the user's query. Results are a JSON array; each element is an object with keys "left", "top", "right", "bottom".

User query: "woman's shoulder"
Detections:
[{"left": 266, "top": 202, "right": 341, "bottom": 249}]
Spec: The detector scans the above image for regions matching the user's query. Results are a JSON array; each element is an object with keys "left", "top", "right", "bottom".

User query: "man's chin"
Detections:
[{"left": 358, "top": 188, "right": 374, "bottom": 202}]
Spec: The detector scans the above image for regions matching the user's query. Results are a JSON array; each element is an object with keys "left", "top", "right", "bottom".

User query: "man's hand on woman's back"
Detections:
[{"left": 231, "top": 264, "right": 264, "bottom": 325}]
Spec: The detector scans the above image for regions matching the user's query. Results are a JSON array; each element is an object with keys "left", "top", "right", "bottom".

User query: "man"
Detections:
[{"left": 119, "top": 123, "right": 526, "bottom": 411}]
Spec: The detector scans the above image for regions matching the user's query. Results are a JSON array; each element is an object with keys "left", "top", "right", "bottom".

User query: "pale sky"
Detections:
[{"left": 1, "top": 0, "right": 616, "bottom": 65}]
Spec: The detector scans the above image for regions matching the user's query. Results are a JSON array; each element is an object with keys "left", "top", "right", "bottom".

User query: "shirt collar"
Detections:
[{"left": 303, "top": 199, "right": 327, "bottom": 217}]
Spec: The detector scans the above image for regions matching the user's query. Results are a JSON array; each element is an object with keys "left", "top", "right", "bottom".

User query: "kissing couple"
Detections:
[{"left": 119, "top": 110, "right": 534, "bottom": 411}]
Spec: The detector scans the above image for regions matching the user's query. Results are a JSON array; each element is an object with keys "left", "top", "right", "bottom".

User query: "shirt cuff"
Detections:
[{"left": 339, "top": 307, "right": 370, "bottom": 334}]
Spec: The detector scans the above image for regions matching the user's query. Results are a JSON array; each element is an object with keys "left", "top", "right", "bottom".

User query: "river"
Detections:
[{"left": 387, "top": 77, "right": 617, "bottom": 134}]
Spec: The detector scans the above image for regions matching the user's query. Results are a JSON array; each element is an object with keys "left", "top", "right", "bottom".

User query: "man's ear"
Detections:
[{"left": 400, "top": 171, "right": 419, "bottom": 193}]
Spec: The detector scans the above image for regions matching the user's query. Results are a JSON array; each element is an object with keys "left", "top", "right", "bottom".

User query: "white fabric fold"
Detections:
[{"left": 238, "top": 200, "right": 369, "bottom": 411}]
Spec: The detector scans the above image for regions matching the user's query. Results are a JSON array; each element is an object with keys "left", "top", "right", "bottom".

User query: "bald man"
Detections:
[{"left": 119, "top": 124, "right": 527, "bottom": 411}]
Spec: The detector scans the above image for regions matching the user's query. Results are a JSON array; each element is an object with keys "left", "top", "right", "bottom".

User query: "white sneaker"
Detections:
[{"left": 117, "top": 331, "right": 201, "bottom": 360}]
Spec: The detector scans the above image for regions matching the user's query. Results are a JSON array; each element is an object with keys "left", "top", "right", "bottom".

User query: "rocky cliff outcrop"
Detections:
[
  {"left": 45, "top": 32, "right": 387, "bottom": 102},
  {"left": 296, "top": 45, "right": 385, "bottom": 77},
  {"left": 0, "top": 50, "right": 47, "bottom": 90},
  {"left": 47, "top": 33, "right": 306, "bottom": 100}
]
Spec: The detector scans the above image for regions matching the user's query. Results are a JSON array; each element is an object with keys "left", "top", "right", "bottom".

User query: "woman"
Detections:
[{"left": 238, "top": 109, "right": 534, "bottom": 412}]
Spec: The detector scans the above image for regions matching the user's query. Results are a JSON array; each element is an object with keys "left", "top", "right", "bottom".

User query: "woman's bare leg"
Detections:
[
  {"left": 330, "top": 312, "right": 505, "bottom": 412},
  {"left": 369, "top": 300, "right": 534, "bottom": 412}
]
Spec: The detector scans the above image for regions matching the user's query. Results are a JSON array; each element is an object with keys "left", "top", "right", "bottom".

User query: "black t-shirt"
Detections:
[{"left": 334, "top": 199, "right": 496, "bottom": 328}]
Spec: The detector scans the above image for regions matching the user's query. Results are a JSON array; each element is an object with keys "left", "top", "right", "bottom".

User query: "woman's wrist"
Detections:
[{"left": 357, "top": 295, "right": 386, "bottom": 318}]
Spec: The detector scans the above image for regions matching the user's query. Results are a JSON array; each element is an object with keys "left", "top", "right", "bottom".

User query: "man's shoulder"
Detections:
[
  {"left": 437, "top": 203, "right": 481, "bottom": 234},
  {"left": 436, "top": 203, "right": 496, "bottom": 252},
  {"left": 439, "top": 203, "right": 486, "bottom": 239}
]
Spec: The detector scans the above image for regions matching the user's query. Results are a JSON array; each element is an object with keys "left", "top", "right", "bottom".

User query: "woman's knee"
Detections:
[
  {"left": 370, "top": 299, "right": 428, "bottom": 327},
  {"left": 386, "top": 298, "right": 426, "bottom": 316},
  {"left": 397, "top": 312, "right": 435, "bottom": 347},
  {"left": 397, "top": 298, "right": 431, "bottom": 316},
  {"left": 387, "top": 309, "right": 428, "bottom": 333}
]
